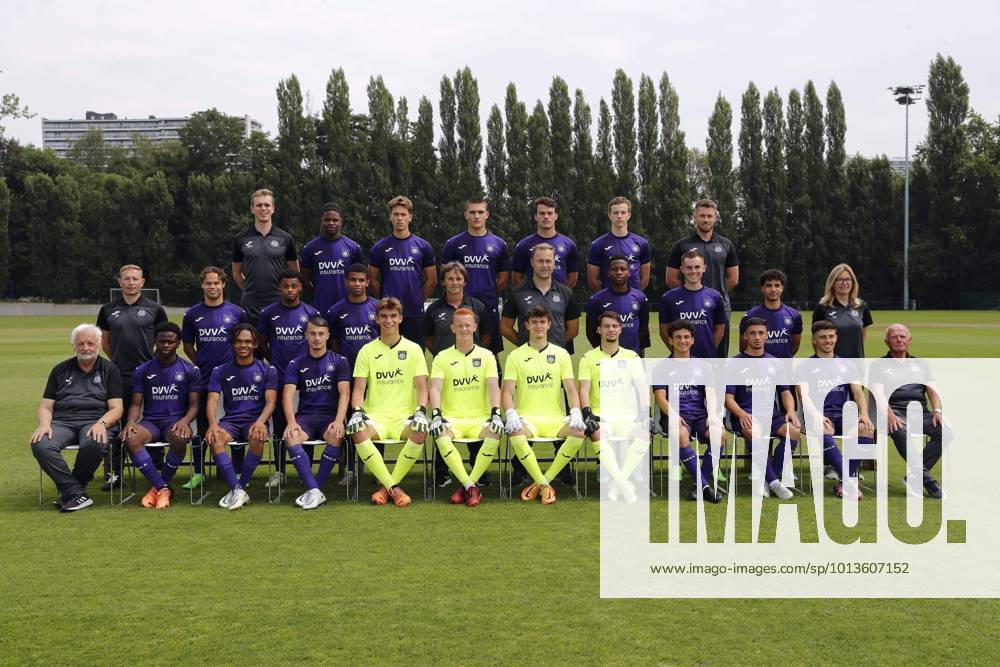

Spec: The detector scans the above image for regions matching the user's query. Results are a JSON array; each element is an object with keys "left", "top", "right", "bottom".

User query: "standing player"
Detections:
[
  {"left": 585, "top": 256, "right": 649, "bottom": 355},
  {"left": 205, "top": 324, "right": 279, "bottom": 511},
  {"left": 428, "top": 308, "right": 504, "bottom": 507},
  {"left": 724, "top": 317, "right": 799, "bottom": 499},
  {"left": 797, "top": 320, "right": 874, "bottom": 499},
  {"left": 282, "top": 316, "right": 351, "bottom": 510},
  {"left": 659, "top": 250, "right": 726, "bottom": 359},
  {"left": 300, "top": 203, "right": 364, "bottom": 315},
  {"left": 666, "top": 199, "right": 739, "bottom": 357},
  {"left": 258, "top": 270, "right": 319, "bottom": 487},
  {"left": 511, "top": 196, "right": 578, "bottom": 288},
  {"left": 739, "top": 269, "right": 802, "bottom": 358},
  {"left": 587, "top": 196, "right": 651, "bottom": 291},
  {"left": 345, "top": 297, "right": 430, "bottom": 508},
  {"left": 502, "top": 306, "right": 587, "bottom": 505},
  {"left": 97, "top": 264, "right": 168, "bottom": 491},
  {"left": 182, "top": 266, "right": 248, "bottom": 490},
  {"left": 441, "top": 196, "right": 510, "bottom": 357},
  {"left": 368, "top": 195, "right": 437, "bottom": 348},
  {"left": 122, "top": 322, "right": 200, "bottom": 509},
  {"left": 231, "top": 188, "right": 299, "bottom": 326}
]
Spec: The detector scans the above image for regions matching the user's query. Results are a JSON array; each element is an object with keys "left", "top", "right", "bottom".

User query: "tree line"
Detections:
[{"left": 0, "top": 54, "right": 996, "bottom": 309}]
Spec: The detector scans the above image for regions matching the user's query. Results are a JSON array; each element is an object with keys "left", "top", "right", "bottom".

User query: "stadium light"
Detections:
[{"left": 889, "top": 84, "right": 924, "bottom": 310}]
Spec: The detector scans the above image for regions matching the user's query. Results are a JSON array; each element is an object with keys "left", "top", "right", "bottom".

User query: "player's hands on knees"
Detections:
[
  {"left": 786, "top": 412, "right": 801, "bottom": 429},
  {"left": 823, "top": 416, "right": 834, "bottom": 435},
  {"left": 122, "top": 422, "right": 139, "bottom": 439},
  {"left": 88, "top": 422, "right": 109, "bottom": 444},
  {"left": 504, "top": 409, "right": 523, "bottom": 435},
  {"left": 411, "top": 406, "right": 431, "bottom": 433},
  {"left": 485, "top": 407, "right": 504, "bottom": 436},
  {"left": 326, "top": 420, "right": 345, "bottom": 441},
  {"left": 859, "top": 415, "right": 874, "bottom": 435},
  {"left": 739, "top": 412, "right": 755, "bottom": 434},
  {"left": 30, "top": 426, "right": 53, "bottom": 444},
  {"left": 283, "top": 422, "right": 302, "bottom": 442},
  {"left": 249, "top": 420, "right": 268, "bottom": 442},
  {"left": 887, "top": 411, "right": 905, "bottom": 433},
  {"left": 428, "top": 408, "right": 449, "bottom": 437},
  {"left": 171, "top": 421, "right": 192, "bottom": 441}
]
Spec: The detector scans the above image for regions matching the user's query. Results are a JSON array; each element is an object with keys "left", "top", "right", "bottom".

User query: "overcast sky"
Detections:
[{"left": 4, "top": 0, "right": 998, "bottom": 161}]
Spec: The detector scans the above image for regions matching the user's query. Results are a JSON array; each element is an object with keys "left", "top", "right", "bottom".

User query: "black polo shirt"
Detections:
[
  {"left": 232, "top": 224, "right": 298, "bottom": 320},
  {"left": 422, "top": 295, "right": 491, "bottom": 355},
  {"left": 871, "top": 352, "right": 931, "bottom": 414},
  {"left": 666, "top": 231, "right": 739, "bottom": 311},
  {"left": 96, "top": 296, "right": 168, "bottom": 381},
  {"left": 811, "top": 300, "right": 873, "bottom": 359},
  {"left": 501, "top": 279, "right": 580, "bottom": 349},
  {"left": 44, "top": 356, "right": 123, "bottom": 423}
]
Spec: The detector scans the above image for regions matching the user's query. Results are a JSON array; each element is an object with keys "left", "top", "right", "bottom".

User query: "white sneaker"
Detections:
[
  {"left": 824, "top": 465, "right": 840, "bottom": 480},
  {"left": 264, "top": 472, "right": 285, "bottom": 489},
  {"left": 300, "top": 488, "right": 327, "bottom": 510},
  {"left": 337, "top": 471, "right": 355, "bottom": 487},
  {"left": 295, "top": 490, "right": 309, "bottom": 507},
  {"left": 228, "top": 488, "right": 250, "bottom": 510},
  {"left": 768, "top": 480, "right": 793, "bottom": 500},
  {"left": 218, "top": 490, "right": 235, "bottom": 509},
  {"left": 622, "top": 481, "right": 638, "bottom": 504}
]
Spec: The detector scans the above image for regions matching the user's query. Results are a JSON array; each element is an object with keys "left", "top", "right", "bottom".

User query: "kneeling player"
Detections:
[
  {"left": 282, "top": 316, "right": 351, "bottom": 510},
  {"left": 652, "top": 320, "right": 723, "bottom": 503},
  {"left": 123, "top": 322, "right": 201, "bottom": 509},
  {"left": 503, "top": 306, "right": 586, "bottom": 505},
  {"left": 346, "top": 297, "right": 430, "bottom": 507},
  {"left": 205, "top": 324, "right": 279, "bottom": 510},
  {"left": 725, "top": 317, "right": 799, "bottom": 499},
  {"left": 429, "top": 308, "right": 504, "bottom": 507}
]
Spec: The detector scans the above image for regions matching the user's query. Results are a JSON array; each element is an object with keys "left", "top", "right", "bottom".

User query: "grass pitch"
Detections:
[{"left": 2, "top": 312, "right": 999, "bottom": 664}]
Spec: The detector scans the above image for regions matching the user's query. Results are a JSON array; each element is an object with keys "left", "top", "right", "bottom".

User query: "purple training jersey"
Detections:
[
  {"left": 369, "top": 233, "right": 436, "bottom": 319},
  {"left": 258, "top": 301, "right": 320, "bottom": 374},
  {"left": 653, "top": 358, "right": 713, "bottom": 421},
  {"left": 133, "top": 357, "right": 201, "bottom": 421},
  {"left": 441, "top": 230, "right": 510, "bottom": 311},
  {"left": 300, "top": 234, "right": 364, "bottom": 314},
  {"left": 725, "top": 351, "right": 791, "bottom": 417},
  {"left": 800, "top": 354, "right": 859, "bottom": 416},
  {"left": 284, "top": 350, "right": 351, "bottom": 415},
  {"left": 326, "top": 297, "right": 379, "bottom": 370},
  {"left": 587, "top": 231, "right": 650, "bottom": 290},
  {"left": 739, "top": 303, "right": 803, "bottom": 359},
  {"left": 659, "top": 286, "right": 727, "bottom": 359},
  {"left": 209, "top": 359, "right": 279, "bottom": 419},
  {"left": 586, "top": 287, "right": 649, "bottom": 354},
  {"left": 511, "top": 232, "right": 578, "bottom": 286},
  {"left": 181, "top": 301, "right": 248, "bottom": 390}
]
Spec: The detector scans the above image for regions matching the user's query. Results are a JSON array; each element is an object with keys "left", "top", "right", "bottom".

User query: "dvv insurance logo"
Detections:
[{"left": 598, "top": 358, "right": 998, "bottom": 598}]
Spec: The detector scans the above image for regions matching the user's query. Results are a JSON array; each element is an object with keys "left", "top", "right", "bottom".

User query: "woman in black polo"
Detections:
[{"left": 811, "top": 263, "right": 873, "bottom": 359}]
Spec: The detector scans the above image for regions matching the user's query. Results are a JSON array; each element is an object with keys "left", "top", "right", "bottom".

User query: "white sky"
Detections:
[{"left": 4, "top": 0, "right": 998, "bottom": 160}]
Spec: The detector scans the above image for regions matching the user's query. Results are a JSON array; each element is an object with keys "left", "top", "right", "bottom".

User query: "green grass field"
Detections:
[{"left": 3, "top": 312, "right": 1000, "bottom": 664}]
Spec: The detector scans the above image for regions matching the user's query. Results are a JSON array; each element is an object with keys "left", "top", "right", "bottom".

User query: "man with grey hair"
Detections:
[
  {"left": 31, "top": 324, "right": 124, "bottom": 512},
  {"left": 871, "top": 323, "right": 947, "bottom": 499}
]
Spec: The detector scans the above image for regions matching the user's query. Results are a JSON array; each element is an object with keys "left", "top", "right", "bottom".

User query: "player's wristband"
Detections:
[{"left": 431, "top": 408, "right": 442, "bottom": 418}]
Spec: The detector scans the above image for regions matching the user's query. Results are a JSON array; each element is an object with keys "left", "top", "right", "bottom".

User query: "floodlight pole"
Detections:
[{"left": 891, "top": 85, "right": 923, "bottom": 310}]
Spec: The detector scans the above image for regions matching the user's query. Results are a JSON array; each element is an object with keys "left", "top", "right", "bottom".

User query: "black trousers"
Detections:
[
  {"left": 33, "top": 420, "right": 116, "bottom": 499},
  {"left": 888, "top": 410, "right": 948, "bottom": 477}
]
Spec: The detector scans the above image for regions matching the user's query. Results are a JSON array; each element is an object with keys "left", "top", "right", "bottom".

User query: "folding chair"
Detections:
[{"left": 116, "top": 441, "right": 172, "bottom": 506}]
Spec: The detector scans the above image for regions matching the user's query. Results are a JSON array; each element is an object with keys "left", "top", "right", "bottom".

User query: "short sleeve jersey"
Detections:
[
  {"left": 430, "top": 344, "right": 498, "bottom": 419},
  {"left": 659, "top": 286, "right": 727, "bottom": 358},
  {"left": 797, "top": 354, "right": 859, "bottom": 416},
  {"left": 97, "top": 296, "right": 169, "bottom": 379},
  {"left": 652, "top": 357, "right": 714, "bottom": 422},
  {"left": 181, "top": 300, "right": 248, "bottom": 390},
  {"left": 231, "top": 225, "right": 298, "bottom": 319},
  {"left": 257, "top": 301, "right": 320, "bottom": 374},
  {"left": 586, "top": 287, "right": 649, "bottom": 354},
  {"left": 354, "top": 336, "right": 429, "bottom": 416},
  {"left": 871, "top": 353, "right": 932, "bottom": 414},
  {"left": 441, "top": 231, "right": 510, "bottom": 312},
  {"left": 43, "top": 356, "right": 123, "bottom": 423},
  {"left": 740, "top": 303, "right": 803, "bottom": 359},
  {"left": 666, "top": 231, "right": 739, "bottom": 310},
  {"left": 503, "top": 342, "right": 574, "bottom": 418},
  {"left": 577, "top": 346, "right": 640, "bottom": 415},
  {"left": 587, "top": 231, "right": 651, "bottom": 289},
  {"left": 133, "top": 357, "right": 200, "bottom": 421},
  {"left": 284, "top": 350, "right": 351, "bottom": 416},
  {"left": 369, "top": 233, "right": 436, "bottom": 319},
  {"left": 299, "top": 234, "right": 364, "bottom": 314},
  {"left": 208, "top": 359, "right": 279, "bottom": 419},
  {"left": 501, "top": 281, "right": 580, "bottom": 349},
  {"left": 511, "top": 232, "right": 578, "bottom": 285},
  {"left": 326, "top": 297, "right": 379, "bottom": 370},
  {"left": 811, "top": 300, "right": 873, "bottom": 359},
  {"left": 725, "top": 351, "right": 791, "bottom": 417},
  {"left": 422, "top": 295, "right": 491, "bottom": 355}
]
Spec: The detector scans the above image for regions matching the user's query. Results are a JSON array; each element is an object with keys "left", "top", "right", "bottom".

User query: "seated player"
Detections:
[
  {"left": 345, "top": 297, "right": 430, "bottom": 508},
  {"left": 282, "top": 316, "right": 351, "bottom": 510},
  {"left": 502, "top": 306, "right": 586, "bottom": 505},
  {"left": 204, "top": 324, "right": 279, "bottom": 510},
  {"left": 122, "top": 322, "right": 201, "bottom": 509},
  {"left": 584, "top": 256, "right": 649, "bottom": 356},
  {"left": 652, "top": 320, "right": 723, "bottom": 503},
  {"left": 797, "top": 320, "right": 874, "bottom": 500},
  {"left": 578, "top": 311, "right": 650, "bottom": 504},
  {"left": 724, "top": 317, "right": 799, "bottom": 499},
  {"left": 428, "top": 308, "right": 504, "bottom": 507}
]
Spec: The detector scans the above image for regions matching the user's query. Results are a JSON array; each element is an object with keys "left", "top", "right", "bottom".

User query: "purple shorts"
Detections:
[
  {"left": 218, "top": 416, "right": 266, "bottom": 443},
  {"left": 732, "top": 412, "right": 788, "bottom": 439},
  {"left": 139, "top": 418, "right": 181, "bottom": 442},
  {"left": 294, "top": 413, "right": 337, "bottom": 440},
  {"left": 660, "top": 415, "right": 709, "bottom": 443}
]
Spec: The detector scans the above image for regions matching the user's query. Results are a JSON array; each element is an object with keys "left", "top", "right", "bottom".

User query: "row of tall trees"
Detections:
[{"left": 0, "top": 55, "right": 997, "bottom": 307}]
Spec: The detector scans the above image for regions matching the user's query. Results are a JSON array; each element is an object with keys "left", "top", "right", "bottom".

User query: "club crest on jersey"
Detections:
[
  {"left": 546, "top": 354, "right": 556, "bottom": 364},
  {"left": 703, "top": 299, "right": 713, "bottom": 308},
  {"left": 253, "top": 372, "right": 263, "bottom": 382},
  {"left": 299, "top": 314, "right": 308, "bottom": 323},
  {"left": 342, "top": 249, "right": 350, "bottom": 257},
  {"left": 617, "top": 360, "right": 627, "bottom": 369},
  {"left": 632, "top": 244, "right": 639, "bottom": 252},
  {"left": 223, "top": 314, "right": 232, "bottom": 323},
  {"left": 557, "top": 245, "right": 565, "bottom": 252},
  {"left": 487, "top": 245, "right": 494, "bottom": 252},
  {"left": 93, "top": 375, "right": 101, "bottom": 383},
  {"left": 850, "top": 309, "right": 859, "bottom": 317},
  {"left": 270, "top": 239, "right": 280, "bottom": 247},
  {"left": 632, "top": 302, "right": 639, "bottom": 310},
  {"left": 552, "top": 294, "right": 561, "bottom": 303},
  {"left": 472, "top": 358, "right": 482, "bottom": 367},
  {"left": 175, "top": 372, "right": 185, "bottom": 381},
  {"left": 713, "top": 245, "right": 723, "bottom": 253},
  {"left": 398, "top": 350, "right": 407, "bottom": 360},
  {"left": 784, "top": 317, "right": 793, "bottom": 325},
  {"left": 368, "top": 312, "right": 375, "bottom": 320},
  {"left": 327, "top": 363, "right": 335, "bottom": 371},
  {"left": 137, "top": 309, "right": 147, "bottom": 317},
  {"left": 410, "top": 246, "right": 420, "bottom": 254}
]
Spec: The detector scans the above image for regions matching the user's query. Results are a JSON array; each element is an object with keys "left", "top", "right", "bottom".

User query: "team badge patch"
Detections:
[
  {"left": 552, "top": 294, "right": 561, "bottom": 303},
  {"left": 713, "top": 245, "right": 723, "bottom": 253},
  {"left": 617, "top": 360, "right": 627, "bottom": 369},
  {"left": 487, "top": 245, "right": 494, "bottom": 252},
  {"left": 253, "top": 372, "right": 263, "bottom": 382},
  {"left": 411, "top": 246, "right": 420, "bottom": 254},
  {"left": 632, "top": 244, "right": 640, "bottom": 252},
  {"left": 93, "top": 375, "right": 101, "bottom": 383},
  {"left": 327, "top": 363, "right": 335, "bottom": 371},
  {"left": 299, "top": 314, "right": 308, "bottom": 322},
  {"left": 632, "top": 302, "right": 639, "bottom": 310},
  {"left": 175, "top": 372, "right": 185, "bottom": 381},
  {"left": 850, "top": 309, "right": 859, "bottom": 317},
  {"left": 368, "top": 313, "right": 375, "bottom": 320},
  {"left": 558, "top": 245, "right": 565, "bottom": 252},
  {"left": 784, "top": 317, "right": 793, "bottom": 325},
  {"left": 546, "top": 354, "right": 556, "bottom": 364},
  {"left": 704, "top": 299, "right": 713, "bottom": 308},
  {"left": 473, "top": 358, "right": 482, "bottom": 367},
  {"left": 223, "top": 314, "right": 232, "bottom": 323},
  {"left": 398, "top": 350, "right": 408, "bottom": 360},
  {"left": 342, "top": 249, "right": 350, "bottom": 257},
  {"left": 137, "top": 309, "right": 147, "bottom": 317},
  {"left": 270, "top": 239, "right": 280, "bottom": 247}
]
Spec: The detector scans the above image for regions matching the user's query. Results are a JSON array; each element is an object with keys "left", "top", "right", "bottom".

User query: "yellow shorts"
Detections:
[
  {"left": 366, "top": 412, "right": 410, "bottom": 441},
  {"left": 595, "top": 416, "right": 639, "bottom": 440},
  {"left": 447, "top": 416, "right": 487, "bottom": 440},
  {"left": 520, "top": 414, "right": 567, "bottom": 440}
]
